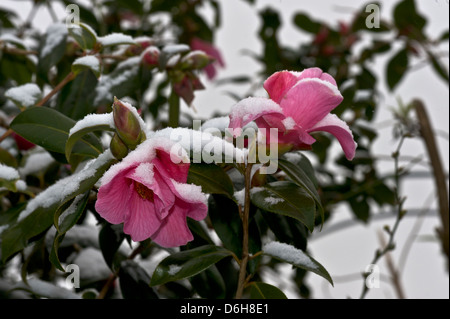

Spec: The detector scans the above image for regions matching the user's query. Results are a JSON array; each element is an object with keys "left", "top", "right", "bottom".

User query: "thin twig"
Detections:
[{"left": 36, "top": 72, "right": 76, "bottom": 107}]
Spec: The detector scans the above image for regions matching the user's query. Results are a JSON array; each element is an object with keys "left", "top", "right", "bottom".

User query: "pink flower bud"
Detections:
[
  {"left": 141, "top": 46, "right": 160, "bottom": 67},
  {"left": 180, "top": 50, "right": 214, "bottom": 70},
  {"left": 112, "top": 97, "right": 144, "bottom": 150}
]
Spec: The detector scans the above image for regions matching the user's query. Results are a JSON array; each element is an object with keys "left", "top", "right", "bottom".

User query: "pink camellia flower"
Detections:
[
  {"left": 190, "top": 37, "right": 225, "bottom": 80},
  {"left": 229, "top": 68, "right": 357, "bottom": 160},
  {"left": 95, "top": 138, "right": 208, "bottom": 247}
]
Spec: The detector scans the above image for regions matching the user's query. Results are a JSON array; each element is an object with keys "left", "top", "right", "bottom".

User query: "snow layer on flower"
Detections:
[
  {"left": 0, "top": 163, "right": 19, "bottom": 180},
  {"left": 5, "top": 83, "right": 42, "bottom": 108},
  {"left": 263, "top": 241, "right": 318, "bottom": 270},
  {"left": 230, "top": 97, "right": 283, "bottom": 123},
  {"left": 133, "top": 162, "right": 154, "bottom": 183},
  {"left": 294, "top": 77, "right": 342, "bottom": 98},
  {"left": 68, "top": 112, "right": 115, "bottom": 137},
  {"left": 19, "top": 150, "right": 55, "bottom": 177},
  {"left": 200, "top": 116, "right": 230, "bottom": 132},
  {"left": 98, "top": 33, "right": 135, "bottom": 47},
  {"left": 18, "top": 150, "right": 114, "bottom": 222},
  {"left": 153, "top": 127, "right": 248, "bottom": 164},
  {"left": 73, "top": 55, "right": 100, "bottom": 75},
  {"left": 99, "top": 137, "right": 185, "bottom": 186},
  {"left": 265, "top": 197, "right": 284, "bottom": 205},
  {"left": 171, "top": 179, "right": 207, "bottom": 205},
  {"left": 41, "top": 23, "right": 68, "bottom": 58}
]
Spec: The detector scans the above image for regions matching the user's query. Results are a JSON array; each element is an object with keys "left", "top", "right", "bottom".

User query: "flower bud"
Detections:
[
  {"left": 180, "top": 50, "right": 213, "bottom": 70},
  {"left": 112, "top": 97, "right": 144, "bottom": 150},
  {"left": 110, "top": 133, "right": 129, "bottom": 160},
  {"left": 141, "top": 46, "right": 160, "bottom": 67}
]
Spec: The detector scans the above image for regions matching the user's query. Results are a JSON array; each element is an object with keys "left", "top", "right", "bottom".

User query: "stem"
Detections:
[
  {"left": 0, "top": 128, "right": 13, "bottom": 144},
  {"left": 235, "top": 164, "right": 252, "bottom": 299},
  {"left": 168, "top": 89, "right": 180, "bottom": 128},
  {"left": 36, "top": 72, "right": 76, "bottom": 107},
  {"left": 360, "top": 135, "right": 407, "bottom": 299},
  {"left": 413, "top": 100, "right": 449, "bottom": 260}
]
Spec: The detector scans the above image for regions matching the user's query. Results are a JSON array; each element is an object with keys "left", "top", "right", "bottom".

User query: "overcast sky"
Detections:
[{"left": 1, "top": 0, "right": 448, "bottom": 299}]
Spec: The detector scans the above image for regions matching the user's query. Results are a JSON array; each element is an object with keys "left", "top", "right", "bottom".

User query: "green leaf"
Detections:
[
  {"left": 99, "top": 223, "right": 126, "bottom": 270},
  {"left": 386, "top": 47, "right": 409, "bottom": 91},
  {"left": 0, "top": 53, "right": 35, "bottom": 85},
  {"left": 1, "top": 151, "right": 116, "bottom": 262},
  {"left": 68, "top": 23, "right": 97, "bottom": 51},
  {"left": 56, "top": 69, "right": 98, "bottom": 120},
  {"left": 393, "top": 0, "right": 427, "bottom": 40},
  {"left": 72, "top": 55, "right": 101, "bottom": 78},
  {"left": 38, "top": 24, "right": 68, "bottom": 77},
  {"left": 50, "top": 191, "right": 90, "bottom": 271},
  {"left": 249, "top": 282, "right": 287, "bottom": 299},
  {"left": 428, "top": 51, "right": 449, "bottom": 84},
  {"left": 119, "top": 260, "right": 159, "bottom": 299},
  {"left": 190, "top": 265, "right": 226, "bottom": 299},
  {"left": 187, "top": 164, "right": 234, "bottom": 198},
  {"left": 293, "top": 12, "right": 321, "bottom": 34},
  {"left": 65, "top": 113, "right": 114, "bottom": 161},
  {"left": 263, "top": 241, "right": 333, "bottom": 285},
  {"left": 150, "top": 245, "right": 233, "bottom": 286},
  {"left": 10, "top": 107, "right": 103, "bottom": 162}
]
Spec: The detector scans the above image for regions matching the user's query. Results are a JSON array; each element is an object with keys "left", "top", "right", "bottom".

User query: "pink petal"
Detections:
[
  {"left": 123, "top": 186, "right": 162, "bottom": 242},
  {"left": 263, "top": 71, "right": 300, "bottom": 104},
  {"left": 280, "top": 78, "right": 343, "bottom": 130},
  {"left": 170, "top": 180, "right": 208, "bottom": 221},
  {"left": 297, "top": 67, "right": 337, "bottom": 87},
  {"left": 229, "top": 97, "right": 284, "bottom": 136},
  {"left": 150, "top": 202, "right": 193, "bottom": 248},
  {"left": 95, "top": 167, "right": 134, "bottom": 224},
  {"left": 154, "top": 148, "right": 190, "bottom": 183},
  {"left": 308, "top": 113, "right": 357, "bottom": 160}
]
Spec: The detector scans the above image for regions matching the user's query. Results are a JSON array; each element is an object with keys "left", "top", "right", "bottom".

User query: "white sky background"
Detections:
[{"left": 1, "top": 0, "right": 448, "bottom": 299}]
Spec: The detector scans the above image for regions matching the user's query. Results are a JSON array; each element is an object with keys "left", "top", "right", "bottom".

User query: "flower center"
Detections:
[{"left": 134, "top": 181, "right": 154, "bottom": 202}]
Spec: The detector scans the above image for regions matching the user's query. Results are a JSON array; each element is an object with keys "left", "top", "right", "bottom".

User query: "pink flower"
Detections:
[
  {"left": 95, "top": 138, "right": 208, "bottom": 247},
  {"left": 190, "top": 37, "right": 225, "bottom": 80},
  {"left": 229, "top": 68, "right": 357, "bottom": 160}
]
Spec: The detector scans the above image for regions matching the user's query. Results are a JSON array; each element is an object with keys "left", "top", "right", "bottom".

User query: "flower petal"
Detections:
[
  {"left": 123, "top": 186, "right": 162, "bottom": 242},
  {"left": 264, "top": 71, "right": 300, "bottom": 104},
  {"left": 170, "top": 179, "right": 208, "bottom": 221},
  {"left": 229, "top": 97, "right": 284, "bottom": 136},
  {"left": 95, "top": 167, "right": 134, "bottom": 224},
  {"left": 280, "top": 78, "right": 343, "bottom": 130},
  {"left": 297, "top": 67, "right": 337, "bottom": 87},
  {"left": 154, "top": 148, "right": 190, "bottom": 184},
  {"left": 150, "top": 202, "right": 193, "bottom": 248},
  {"left": 308, "top": 113, "right": 357, "bottom": 160}
]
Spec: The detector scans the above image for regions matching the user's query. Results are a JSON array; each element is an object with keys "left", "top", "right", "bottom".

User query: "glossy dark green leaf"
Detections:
[
  {"left": 263, "top": 242, "right": 333, "bottom": 285},
  {"left": 38, "top": 24, "right": 68, "bottom": 77},
  {"left": 10, "top": 107, "right": 103, "bottom": 161},
  {"left": 428, "top": 51, "right": 449, "bottom": 84},
  {"left": 1, "top": 152, "right": 116, "bottom": 263},
  {"left": 190, "top": 265, "right": 226, "bottom": 299},
  {"left": 251, "top": 181, "right": 315, "bottom": 232},
  {"left": 0, "top": 53, "right": 35, "bottom": 85},
  {"left": 386, "top": 47, "right": 409, "bottom": 91},
  {"left": 150, "top": 245, "right": 233, "bottom": 286},
  {"left": 187, "top": 164, "right": 234, "bottom": 198},
  {"left": 99, "top": 223, "right": 126, "bottom": 270},
  {"left": 56, "top": 69, "right": 98, "bottom": 120},
  {"left": 393, "top": 0, "right": 427, "bottom": 39},
  {"left": 50, "top": 191, "right": 90, "bottom": 271},
  {"left": 68, "top": 23, "right": 97, "bottom": 50},
  {"left": 119, "top": 260, "right": 158, "bottom": 299},
  {"left": 249, "top": 282, "right": 287, "bottom": 299}
]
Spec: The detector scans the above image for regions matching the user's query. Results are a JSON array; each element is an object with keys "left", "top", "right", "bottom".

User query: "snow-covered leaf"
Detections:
[
  {"left": 263, "top": 241, "right": 333, "bottom": 285},
  {"left": 68, "top": 22, "right": 97, "bottom": 50},
  {"left": 39, "top": 23, "right": 68, "bottom": 76},
  {"left": 98, "top": 33, "right": 136, "bottom": 48},
  {"left": 5, "top": 83, "right": 42, "bottom": 108},
  {"left": 72, "top": 55, "right": 101, "bottom": 78}
]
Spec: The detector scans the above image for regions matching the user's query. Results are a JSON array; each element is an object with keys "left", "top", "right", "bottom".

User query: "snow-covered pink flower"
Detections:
[
  {"left": 95, "top": 138, "right": 208, "bottom": 247},
  {"left": 229, "top": 68, "right": 357, "bottom": 160}
]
